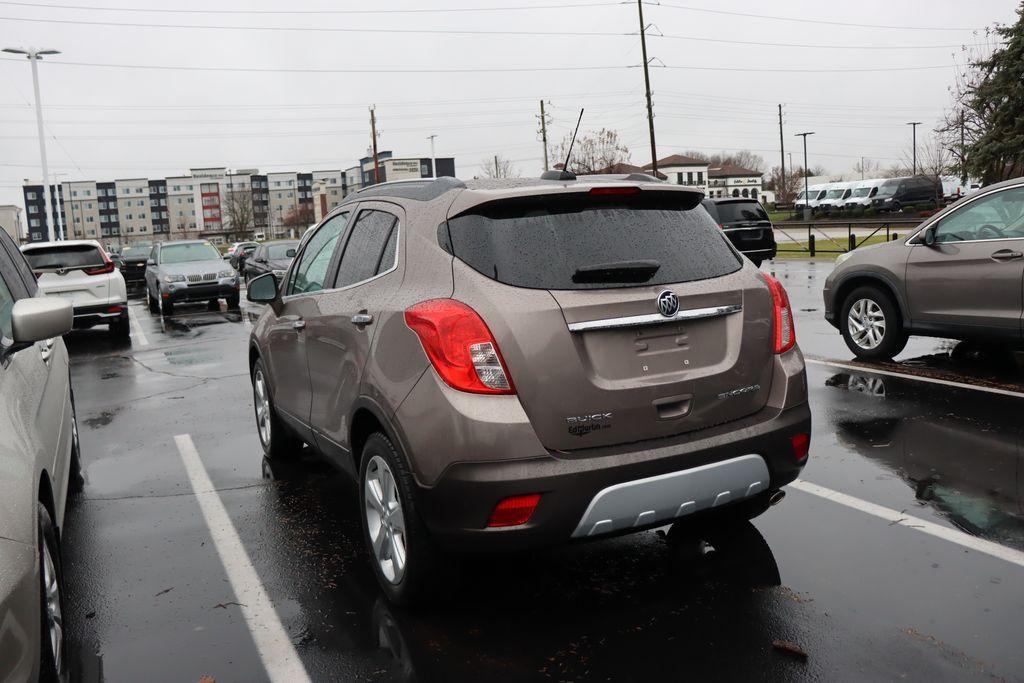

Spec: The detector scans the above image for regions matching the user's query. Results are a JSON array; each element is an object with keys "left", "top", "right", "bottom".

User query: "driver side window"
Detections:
[
  {"left": 288, "top": 213, "right": 347, "bottom": 295},
  {"left": 934, "top": 187, "right": 1024, "bottom": 243}
]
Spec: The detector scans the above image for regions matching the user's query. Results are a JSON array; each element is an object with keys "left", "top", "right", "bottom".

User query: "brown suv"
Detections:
[
  {"left": 824, "top": 177, "right": 1024, "bottom": 360},
  {"left": 246, "top": 174, "right": 811, "bottom": 604}
]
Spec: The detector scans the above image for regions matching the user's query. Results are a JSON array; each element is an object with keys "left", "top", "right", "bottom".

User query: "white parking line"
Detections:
[
  {"left": 805, "top": 357, "right": 1024, "bottom": 399},
  {"left": 174, "top": 435, "right": 311, "bottom": 683},
  {"left": 127, "top": 306, "right": 150, "bottom": 347},
  {"left": 789, "top": 479, "right": 1024, "bottom": 569}
]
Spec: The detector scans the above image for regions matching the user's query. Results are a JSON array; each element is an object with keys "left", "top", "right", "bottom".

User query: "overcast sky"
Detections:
[{"left": 0, "top": 0, "right": 1016, "bottom": 208}]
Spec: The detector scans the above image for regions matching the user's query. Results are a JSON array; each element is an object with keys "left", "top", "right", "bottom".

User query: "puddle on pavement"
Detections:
[
  {"left": 824, "top": 371, "right": 1024, "bottom": 551},
  {"left": 83, "top": 407, "right": 121, "bottom": 429}
]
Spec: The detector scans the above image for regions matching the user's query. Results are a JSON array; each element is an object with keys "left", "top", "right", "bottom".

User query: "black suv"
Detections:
[
  {"left": 871, "top": 176, "right": 942, "bottom": 212},
  {"left": 701, "top": 198, "right": 777, "bottom": 266}
]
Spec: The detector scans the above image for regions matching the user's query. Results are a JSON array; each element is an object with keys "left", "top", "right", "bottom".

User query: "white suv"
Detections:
[{"left": 20, "top": 240, "right": 130, "bottom": 337}]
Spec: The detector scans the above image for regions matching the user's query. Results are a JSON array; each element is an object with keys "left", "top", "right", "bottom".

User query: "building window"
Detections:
[
  {"left": 697, "top": 172, "right": 704, "bottom": 184},
  {"left": 741, "top": 189, "right": 749, "bottom": 198},
  {"left": 29, "top": 218, "right": 40, "bottom": 227},
  {"left": 27, "top": 191, "right": 37, "bottom": 200}
]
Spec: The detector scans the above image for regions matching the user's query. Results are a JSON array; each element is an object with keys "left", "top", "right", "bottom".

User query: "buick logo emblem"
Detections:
[{"left": 657, "top": 290, "right": 679, "bottom": 317}]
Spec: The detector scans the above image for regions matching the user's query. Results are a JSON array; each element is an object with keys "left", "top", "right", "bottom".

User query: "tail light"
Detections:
[
  {"left": 488, "top": 494, "right": 541, "bottom": 527},
  {"left": 761, "top": 274, "right": 795, "bottom": 354},
  {"left": 404, "top": 299, "right": 515, "bottom": 395},
  {"left": 83, "top": 261, "right": 115, "bottom": 276},
  {"left": 791, "top": 433, "right": 810, "bottom": 461},
  {"left": 588, "top": 186, "right": 641, "bottom": 196},
  {"left": 84, "top": 247, "right": 115, "bottom": 276}
]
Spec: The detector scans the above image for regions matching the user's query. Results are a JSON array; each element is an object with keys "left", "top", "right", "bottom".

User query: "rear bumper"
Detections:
[
  {"left": 416, "top": 401, "right": 811, "bottom": 552},
  {"left": 72, "top": 301, "right": 128, "bottom": 329}
]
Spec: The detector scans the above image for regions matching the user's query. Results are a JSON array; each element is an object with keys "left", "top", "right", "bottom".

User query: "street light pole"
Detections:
[
  {"left": 907, "top": 121, "right": 922, "bottom": 175},
  {"left": 426, "top": 134, "right": 437, "bottom": 178},
  {"left": 795, "top": 132, "right": 815, "bottom": 220},
  {"left": 3, "top": 46, "right": 60, "bottom": 241}
]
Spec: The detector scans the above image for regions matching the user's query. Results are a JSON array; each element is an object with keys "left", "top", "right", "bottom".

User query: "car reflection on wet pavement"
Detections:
[{"left": 58, "top": 262, "right": 1024, "bottom": 681}]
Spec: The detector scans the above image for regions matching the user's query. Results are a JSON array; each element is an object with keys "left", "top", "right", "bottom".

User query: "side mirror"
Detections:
[
  {"left": 147, "top": 258, "right": 156, "bottom": 266},
  {"left": 247, "top": 273, "right": 279, "bottom": 303},
  {"left": 256, "top": 256, "right": 268, "bottom": 263},
  {"left": 923, "top": 225, "right": 937, "bottom": 247},
  {"left": 11, "top": 297, "right": 73, "bottom": 345},
  {"left": 285, "top": 249, "right": 296, "bottom": 258}
]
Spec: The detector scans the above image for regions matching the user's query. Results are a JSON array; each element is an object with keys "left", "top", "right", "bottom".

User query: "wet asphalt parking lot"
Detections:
[{"left": 60, "top": 259, "right": 1023, "bottom": 682}]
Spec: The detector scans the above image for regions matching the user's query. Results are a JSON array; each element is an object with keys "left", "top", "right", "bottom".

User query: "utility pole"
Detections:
[
  {"left": 370, "top": 106, "right": 380, "bottom": 185},
  {"left": 777, "top": 104, "right": 786, "bottom": 202},
  {"left": 426, "top": 134, "right": 437, "bottom": 178},
  {"left": 4, "top": 46, "right": 60, "bottom": 241},
  {"left": 860, "top": 157, "right": 865, "bottom": 180},
  {"left": 907, "top": 121, "right": 922, "bottom": 175},
  {"left": 637, "top": 0, "right": 658, "bottom": 175},
  {"left": 494, "top": 156, "right": 499, "bottom": 177},
  {"left": 795, "top": 132, "right": 814, "bottom": 220},
  {"left": 539, "top": 100, "right": 550, "bottom": 171}
]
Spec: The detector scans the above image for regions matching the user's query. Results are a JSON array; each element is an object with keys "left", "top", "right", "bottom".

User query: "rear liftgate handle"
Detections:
[{"left": 350, "top": 311, "right": 373, "bottom": 326}]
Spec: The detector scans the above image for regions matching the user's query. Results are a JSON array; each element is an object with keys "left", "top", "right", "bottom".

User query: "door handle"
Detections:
[
  {"left": 350, "top": 313, "right": 373, "bottom": 326},
  {"left": 292, "top": 319, "right": 306, "bottom": 331},
  {"left": 990, "top": 249, "right": 1023, "bottom": 261},
  {"left": 39, "top": 338, "right": 55, "bottom": 364}
]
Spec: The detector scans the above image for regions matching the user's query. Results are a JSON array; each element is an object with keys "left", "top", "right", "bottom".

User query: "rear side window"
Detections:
[
  {"left": 446, "top": 193, "right": 740, "bottom": 290},
  {"left": 23, "top": 244, "right": 104, "bottom": 271},
  {"left": 334, "top": 210, "right": 399, "bottom": 288},
  {"left": 0, "top": 230, "right": 35, "bottom": 295},
  {"left": 0, "top": 272, "right": 15, "bottom": 342},
  {"left": 714, "top": 202, "right": 769, "bottom": 223}
]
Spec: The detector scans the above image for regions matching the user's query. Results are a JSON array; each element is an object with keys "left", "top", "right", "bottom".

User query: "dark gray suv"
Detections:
[
  {"left": 246, "top": 174, "right": 811, "bottom": 604},
  {"left": 825, "top": 177, "right": 1024, "bottom": 359}
]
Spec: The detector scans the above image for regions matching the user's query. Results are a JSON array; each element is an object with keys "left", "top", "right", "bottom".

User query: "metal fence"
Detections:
[{"left": 774, "top": 220, "right": 922, "bottom": 256}]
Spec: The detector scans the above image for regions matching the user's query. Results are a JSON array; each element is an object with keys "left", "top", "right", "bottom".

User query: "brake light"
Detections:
[
  {"left": 588, "top": 186, "right": 641, "bottom": 196},
  {"left": 762, "top": 274, "right": 795, "bottom": 354},
  {"left": 791, "top": 433, "right": 810, "bottom": 461},
  {"left": 83, "top": 261, "right": 115, "bottom": 276},
  {"left": 404, "top": 299, "right": 515, "bottom": 395},
  {"left": 488, "top": 494, "right": 541, "bottom": 527}
]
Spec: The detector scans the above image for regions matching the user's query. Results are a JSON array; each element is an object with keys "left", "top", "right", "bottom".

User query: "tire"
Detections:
[
  {"left": 251, "top": 358, "right": 301, "bottom": 459},
  {"left": 359, "top": 432, "right": 455, "bottom": 606},
  {"left": 147, "top": 288, "right": 158, "bottom": 313},
  {"left": 159, "top": 295, "right": 174, "bottom": 317},
  {"left": 37, "top": 503, "right": 66, "bottom": 682},
  {"left": 226, "top": 292, "right": 241, "bottom": 309},
  {"left": 110, "top": 314, "right": 130, "bottom": 338},
  {"left": 840, "top": 285, "right": 908, "bottom": 360}
]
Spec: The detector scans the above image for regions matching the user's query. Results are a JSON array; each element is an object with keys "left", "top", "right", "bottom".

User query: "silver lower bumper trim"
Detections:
[{"left": 571, "top": 454, "right": 770, "bottom": 538}]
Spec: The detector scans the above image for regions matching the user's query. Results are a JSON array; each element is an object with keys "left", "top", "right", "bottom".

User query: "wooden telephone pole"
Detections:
[
  {"left": 370, "top": 106, "right": 380, "bottom": 184},
  {"left": 539, "top": 100, "right": 550, "bottom": 172},
  {"left": 637, "top": 0, "right": 658, "bottom": 175}
]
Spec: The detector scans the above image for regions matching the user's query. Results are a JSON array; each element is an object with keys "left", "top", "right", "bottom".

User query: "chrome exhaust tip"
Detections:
[{"left": 769, "top": 490, "right": 786, "bottom": 506}]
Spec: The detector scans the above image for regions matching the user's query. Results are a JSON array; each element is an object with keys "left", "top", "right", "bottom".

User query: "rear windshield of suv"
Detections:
[
  {"left": 23, "top": 244, "right": 104, "bottom": 270},
  {"left": 713, "top": 201, "right": 769, "bottom": 223},
  {"left": 122, "top": 246, "right": 150, "bottom": 258},
  {"left": 446, "top": 192, "right": 741, "bottom": 290}
]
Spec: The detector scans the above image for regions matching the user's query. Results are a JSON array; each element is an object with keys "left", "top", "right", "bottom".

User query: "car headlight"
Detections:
[
  {"left": 835, "top": 251, "right": 854, "bottom": 266},
  {"left": 164, "top": 274, "right": 185, "bottom": 283},
  {"left": 217, "top": 270, "right": 235, "bottom": 278}
]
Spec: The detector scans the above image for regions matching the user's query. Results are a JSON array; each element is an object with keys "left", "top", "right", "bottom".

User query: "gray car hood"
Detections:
[{"left": 160, "top": 259, "right": 229, "bottom": 276}]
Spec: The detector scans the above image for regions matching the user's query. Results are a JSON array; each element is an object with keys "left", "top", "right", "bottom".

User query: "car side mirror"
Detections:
[
  {"left": 285, "top": 249, "right": 296, "bottom": 258},
  {"left": 10, "top": 297, "right": 73, "bottom": 347},
  {"left": 147, "top": 258, "right": 156, "bottom": 266},
  {"left": 247, "top": 273, "right": 279, "bottom": 303},
  {"left": 923, "top": 225, "right": 937, "bottom": 247}
]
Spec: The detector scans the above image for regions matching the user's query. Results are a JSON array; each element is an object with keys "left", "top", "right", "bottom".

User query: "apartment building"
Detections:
[
  {"left": 20, "top": 152, "right": 455, "bottom": 246},
  {"left": 0, "top": 205, "right": 23, "bottom": 243}
]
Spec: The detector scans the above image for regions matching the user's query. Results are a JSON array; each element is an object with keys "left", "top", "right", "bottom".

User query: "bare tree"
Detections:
[
  {"left": 853, "top": 158, "right": 883, "bottom": 179},
  {"left": 479, "top": 155, "right": 520, "bottom": 179},
  {"left": 766, "top": 165, "right": 801, "bottom": 204},
  {"left": 224, "top": 187, "right": 255, "bottom": 241},
  {"left": 681, "top": 150, "right": 766, "bottom": 173},
  {"left": 550, "top": 128, "right": 630, "bottom": 174},
  {"left": 282, "top": 205, "right": 315, "bottom": 237},
  {"left": 173, "top": 214, "right": 190, "bottom": 240}
]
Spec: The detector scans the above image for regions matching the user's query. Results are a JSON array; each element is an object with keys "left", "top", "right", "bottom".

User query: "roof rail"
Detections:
[{"left": 351, "top": 176, "right": 466, "bottom": 201}]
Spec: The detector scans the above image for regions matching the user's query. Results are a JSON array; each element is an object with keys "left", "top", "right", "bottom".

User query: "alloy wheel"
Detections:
[
  {"left": 847, "top": 298, "right": 886, "bottom": 350},
  {"left": 42, "top": 537, "right": 63, "bottom": 673},
  {"left": 253, "top": 368, "right": 271, "bottom": 446},
  {"left": 364, "top": 455, "right": 407, "bottom": 585}
]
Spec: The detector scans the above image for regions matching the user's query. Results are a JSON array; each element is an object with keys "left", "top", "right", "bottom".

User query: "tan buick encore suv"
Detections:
[{"left": 246, "top": 173, "right": 811, "bottom": 604}]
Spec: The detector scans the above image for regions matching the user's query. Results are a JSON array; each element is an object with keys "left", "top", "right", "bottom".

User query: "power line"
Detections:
[
  {"left": 650, "top": 2, "right": 984, "bottom": 31},
  {"left": 0, "top": 0, "right": 624, "bottom": 14},
  {"left": 661, "top": 64, "right": 951, "bottom": 73},
  {"left": 0, "top": 56, "right": 633, "bottom": 74},
  {"left": 655, "top": 31, "right": 980, "bottom": 50}
]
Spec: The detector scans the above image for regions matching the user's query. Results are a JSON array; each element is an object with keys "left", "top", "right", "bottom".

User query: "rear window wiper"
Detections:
[{"left": 572, "top": 260, "right": 660, "bottom": 284}]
